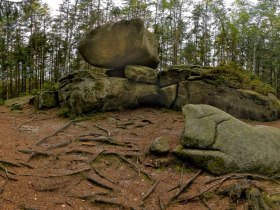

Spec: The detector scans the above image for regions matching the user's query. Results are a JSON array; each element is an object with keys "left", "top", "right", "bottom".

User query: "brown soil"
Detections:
[{"left": 0, "top": 104, "right": 280, "bottom": 210}]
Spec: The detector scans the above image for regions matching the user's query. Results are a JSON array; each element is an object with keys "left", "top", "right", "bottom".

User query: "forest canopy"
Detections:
[{"left": 0, "top": 0, "right": 280, "bottom": 99}]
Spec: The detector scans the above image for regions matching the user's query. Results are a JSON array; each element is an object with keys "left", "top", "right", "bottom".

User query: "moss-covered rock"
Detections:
[
  {"left": 150, "top": 136, "right": 170, "bottom": 155},
  {"left": 177, "top": 104, "right": 280, "bottom": 175},
  {"left": 125, "top": 65, "right": 158, "bottom": 84},
  {"left": 58, "top": 70, "right": 159, "bottom": 114},
  {"left": 174, "top": 80, "right": 280, "bottom": 121},
  {"left": 30, "top": 91, "right": 59, "bottom": 109},
  {"left": 200, "top": 63, "right": 276, "bottom": 95}
]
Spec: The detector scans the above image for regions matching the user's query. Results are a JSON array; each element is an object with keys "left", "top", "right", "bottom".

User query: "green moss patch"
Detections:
[{"left": 201, "top": 63, "right": 276, "bottom": 95}]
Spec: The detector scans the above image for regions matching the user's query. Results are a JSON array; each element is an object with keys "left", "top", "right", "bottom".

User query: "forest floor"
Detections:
[{"left": 1, "top": 103, "right": 280, "bottom": 210}]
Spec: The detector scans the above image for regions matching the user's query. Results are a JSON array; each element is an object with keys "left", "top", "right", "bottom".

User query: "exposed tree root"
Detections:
[
  {"left": 142, "top": 179, "right": 160, "bottom": 200},
  {"left": 206, "top": 173, "right": 280, "bottom": 185},
  {"left": 19, "top": 149, "right": 52, "bottom": 162},
  {"left": 0, "top": 196, "right": 15, "bottom": 203},
  {"left": 35, "top": 120, "right": 76, "bottom": 146},
  {"left": 0, "top": 171, "right": 17, "bottom": 181},
  {"left": 64, "top": 167, "right": 92, "bottom": 176},
  {"left": 84, "top": 173, "right": 115, "bottom": 191},
  {"left": 118, "top": 155, "right": 152, "bottom": 181},
  {"left": 47, "top": 140, "right": 72, "bottom": 150},
  {"left": 0, "top": 163, "right": 16, "bottom": 177},
  {"left": 79, "top": 136, "right": 125, "bottom": 146},
  {"left": 79, "top": 132, "right": 102, "bottom": 138},
  {"left": 89, "top": 150, "right": 105, "bottom": 163},
  {"left": 179, "top": 174, "right": 231, "bottom": 204},
  {"left": 168, "top": 170, "right": 202, "bottom": 205},
  {"left": 92, "top": 125, "right": 111, "bottom": 138},
  {"left": 65, "top": 148, "right": 95, "bottom": 156},
  {"left": 70, "top": 192, "right": 110, "bottom": 200},
  {"left": 158, "top": 196, "right": 165, "bottom": 210},
  {"left": 92, "top": 167, "right": 116, "bottom": 184},
  {"left": 0, "top": 159, "right": 20, "bottom": 167},
  {"left": 91, "top": 197, "right": 124, "bottom": 208},
  {"left": 0, "top": 179, "right": 7, "bottom": 194},
  {"left": 201, "top": 196, "right": 213, "bottom": 210},
  {"left": 18, "top": 162, "right": 34, "bottom": 169}
]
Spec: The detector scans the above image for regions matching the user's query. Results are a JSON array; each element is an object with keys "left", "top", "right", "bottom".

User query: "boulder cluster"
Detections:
[
  {"left": 33, "top": 18, "right": 280, "bottom": 121},
  {"left": 30, "top": 18, "right": 280, "bottom": 175},
  {"left": 57, "top": 64, "right": 280, "bottom": 121}
]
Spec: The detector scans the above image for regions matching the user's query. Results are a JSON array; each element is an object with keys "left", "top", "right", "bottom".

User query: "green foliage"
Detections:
[
  {"left": 41, "top": 81, "right": 59, "bottom": 91},
  {"left": 0, "top": 99, "right": 5, "bottom": 106},
  {"left": 58, "top": 107, "right": 73, "bottom": 118},
  {"left": 30, "top": 89, "right": 39, "bottom": 95},
  {"left": 201, "top": 63, "right": 276, "bottom": 95}
]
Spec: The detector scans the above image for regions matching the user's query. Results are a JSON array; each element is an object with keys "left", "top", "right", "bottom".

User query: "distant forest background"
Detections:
[{"left": 0, "top": 0, "right": 280, "bottom": 99}]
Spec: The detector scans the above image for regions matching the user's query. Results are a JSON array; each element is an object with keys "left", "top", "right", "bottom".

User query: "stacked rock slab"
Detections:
[
  {"left": 54, "top": 18, "right": 280, "bottom": 121},
  {"left": 176, "top": 104, "right": 280, "bottom": 175},
  {"left": 58, "top": 68, "right": 159, "bottom": 114},
  {"left": 158, "top": 65, "right": 280, "bottom": 121},
  {"left": 57, "top": 19, "right": 161, "bottom": 114},
  {"left": 57, "top": 64, "right": 280, "bottom": 121}
]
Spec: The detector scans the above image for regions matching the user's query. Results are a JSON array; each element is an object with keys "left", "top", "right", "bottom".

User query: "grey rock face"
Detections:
[
  {"left": 176, "top": 104, "right": 280, "bottom": 175},
  {"left": 58, "top": 70, "right": 159, "bottom": 114},
  {"left": 30, "top": 91, "right": 58, "bottom": 109},
  {"left": 78, "top": 19, "right": 159, "bottom": 70},
  {"left": 125, "top": 65, "right": 158, "bottom": 84},
  {"left": 174, "top": 80, "right": 280, "bottom": 121},
  {"left": 54, "top": 64, "right": 280, "bottom": 122},
  {"left": 159, "top": 84, "right": 177, "bottom": 108},
  {"left": 150, "top": 136, "right": 170, "bottom": 155}
]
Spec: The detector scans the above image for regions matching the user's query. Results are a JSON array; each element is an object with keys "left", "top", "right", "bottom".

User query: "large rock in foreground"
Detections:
[
  {"left": 176, "top": 104, "right": 280, "bottom": 175},
  {"left": 78, "top": 19, "right": 159, "bottom": 70}
]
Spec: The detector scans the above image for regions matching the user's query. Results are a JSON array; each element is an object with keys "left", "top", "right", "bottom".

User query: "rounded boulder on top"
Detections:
[{"left": 78, "top": 18, "right": 160, "bottom": 70}]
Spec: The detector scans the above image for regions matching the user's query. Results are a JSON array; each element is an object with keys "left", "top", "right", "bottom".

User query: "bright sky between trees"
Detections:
[{"left": 43, "top": 0, "right": 258, "bottom": 15}]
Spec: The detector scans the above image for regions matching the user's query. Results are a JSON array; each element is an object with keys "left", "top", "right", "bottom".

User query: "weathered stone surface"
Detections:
[
  {"left": 30, "top": 91, "right": 58, "bottom": 109},
  {"left": 78, "top": 19, "right": 159, "bottom": 70},
  {"left": 158, "top": 65, "right": 212, "bottom": 87},
  {"left": 158, "top": 66, "right": 190, "bottom": 87},
  {"left": 125, "top": 65, "right": 158, "bottom": 84},
  {"left": 128, "top": 81, "right": 159, "bottom": 105},
  {"left": 150, "top": 136, "right": 170, "bottom": 155},
  {"left": 159, "top": 84, "right": 177, "bottom": 108},
  {"left": 58, "top": 70, "right": 159, "bottom": 114},
  {"left": 176, "top": 104, "right": 280, "bottom": 175},
  {"left": 174, "top": 80, "right": 280, "bottom": 121},
  {"left": 88, "top": 66, "right": 126, "bottom": 77}
]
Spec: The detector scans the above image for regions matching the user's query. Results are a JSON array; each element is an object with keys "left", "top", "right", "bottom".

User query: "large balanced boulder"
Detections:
[
  {"left": 58, "top": 70, "right": 159, "bottom": 114},
  {"left": 176, "top": 104, "right": 280, "bottom": 175},
  {"left": 78, "top": 19, "right": 159, "bottom": 70}
]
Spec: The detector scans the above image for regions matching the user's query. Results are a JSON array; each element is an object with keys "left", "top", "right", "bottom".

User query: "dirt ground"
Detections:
[{"left": 0, "top": 104, "right": 280, "bottom": 210}]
